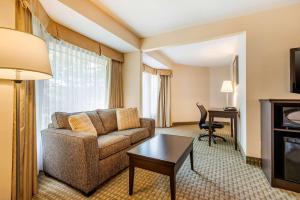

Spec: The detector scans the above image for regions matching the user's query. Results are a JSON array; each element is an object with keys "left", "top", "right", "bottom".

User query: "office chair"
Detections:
[{"left": 196, "top": 103, "right": 226, "bottom": 144}]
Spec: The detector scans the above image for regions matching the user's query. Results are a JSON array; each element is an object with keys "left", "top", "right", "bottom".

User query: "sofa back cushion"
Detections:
[
  {"left": 85, "top": 111, "right": 106, "bottom": 135},
  {"left": 96, "top": 109, "right": 118, "bottom": 133},
  {"left": 51, "top": 112, "right": 73, "bottom": 129},
  {"left": 51, "top": 110, "right": 106, "bottom": 135},
  {"left": 68, "top": 113, "right": 97, "bottom": 136},
  {"left": 116, "top": 108, "right": 141, "bottom": 131}
]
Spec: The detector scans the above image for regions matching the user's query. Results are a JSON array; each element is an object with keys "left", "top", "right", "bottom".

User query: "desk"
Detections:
[{"left": 208, "top": 108, "right": 239, "bottom": 150}]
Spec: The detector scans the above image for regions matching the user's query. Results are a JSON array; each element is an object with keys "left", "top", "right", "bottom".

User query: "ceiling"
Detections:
[
  {"left": 39, "top": 0, "right": 137, "bottom": 53},
  {"left": 93, "top": 0, "right": 300, "bottom": 37},
  {"left": 155, "top": 34, "right": 241, "bottom": 68}
]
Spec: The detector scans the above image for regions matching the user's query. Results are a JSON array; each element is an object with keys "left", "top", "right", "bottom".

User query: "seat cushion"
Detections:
[
  {"left": 201, "top": 122, "right": 224, "bottom": 129},
  {"left": 96, "top": 109, "right": 118, "bottom": 133},
  {"left": 111, "top": 128, "right": 149, "bottom": 144},
  {"left": 97, "top": 134, "right": 130, "bottom": 160}
]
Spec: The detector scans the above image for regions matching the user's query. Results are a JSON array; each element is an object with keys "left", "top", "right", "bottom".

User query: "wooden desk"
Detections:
[{"left": 208, "top": 108, "right": 239, "bottom": 150}]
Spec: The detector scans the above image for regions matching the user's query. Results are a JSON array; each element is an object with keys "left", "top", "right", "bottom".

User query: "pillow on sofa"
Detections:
[
  {"left": 68, "top": 113, "right": 97, "bottom": 136},
  {"left": 116, "top": 108, "right": 140, "bottom": 131},
  {"left": 96, "top": 109, "right": 118, "bottom": 133}
]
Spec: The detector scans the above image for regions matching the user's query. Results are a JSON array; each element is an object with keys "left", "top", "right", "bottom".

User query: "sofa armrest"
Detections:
[
  {"left": 140, "top": 118, "right": 155, "bottom": 137},
  {"left": 41, "top": 128, "right": 99, "bottom": 194}
]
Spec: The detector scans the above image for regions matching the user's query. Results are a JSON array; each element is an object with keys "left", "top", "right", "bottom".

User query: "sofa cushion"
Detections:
[
  {"left": 68, "top": 113, "right": 97, "bottom": 136},
  {"left": 111, "top": 128, "right": 149, "bottom": 144},
  {"left": 116, "top": 108, "right": 140, "bottom": 131},
  {"left": 51, "top": 112, "right": 73, "bottom": 129},
  {"left": 51, "top": 111, "right": 105, "bottom": 135},
  {"left": 96, "top": 109, "right": 118, "bottom": 133},
  {"left": 97, "top": 134, "right": 130, "bottom": 160},
  {"left": 85, "top": 111, "right": 106, "bottom": 135}
]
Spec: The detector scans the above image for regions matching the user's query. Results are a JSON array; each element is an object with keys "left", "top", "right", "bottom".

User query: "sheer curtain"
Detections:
[
  {"left": 142, "top": 72, "right": 159, "bottom": 119},
  {"left": 33, "top": 17, "right": 110, "bottom": 170}
]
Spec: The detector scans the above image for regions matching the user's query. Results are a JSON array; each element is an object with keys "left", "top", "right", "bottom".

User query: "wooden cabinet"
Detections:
[{"left": 260, "top": 99, "right": 300, "bottom": 193}]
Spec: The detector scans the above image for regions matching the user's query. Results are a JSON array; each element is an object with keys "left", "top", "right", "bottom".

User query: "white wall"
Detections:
[
  {"left": 171, "top": 66, "right": 209, "bottom": 123},
  {"left": 0, "top": 1, "right": 15, "bottom": 199},
  {"left": 232, "top": 33, "right": 247, "bottom": 156}
]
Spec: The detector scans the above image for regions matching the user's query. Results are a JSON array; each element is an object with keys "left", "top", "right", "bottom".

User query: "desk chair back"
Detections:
[{"left": 196, "top": 103, "right": 207, "bottom": 129}]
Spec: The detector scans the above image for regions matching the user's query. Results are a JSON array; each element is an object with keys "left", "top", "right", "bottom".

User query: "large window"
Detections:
[
  {"left": 142, "top": 72, "right": 159, "bottom": 119},
  {"left": 35, "top": 26, "right": 109, "bottom": 169},
  {"left": 36, "top": 35, "right": 109, "bottom": 126}
]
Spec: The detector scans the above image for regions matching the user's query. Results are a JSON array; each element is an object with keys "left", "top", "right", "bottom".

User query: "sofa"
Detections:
[{"left": 41, "top": 109, "right": 155, "bottom": 195}]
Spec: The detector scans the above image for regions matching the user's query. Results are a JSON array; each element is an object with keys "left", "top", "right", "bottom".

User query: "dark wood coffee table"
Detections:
[{"left": 127, "top": 134, "right": 194, "bottom": 200}]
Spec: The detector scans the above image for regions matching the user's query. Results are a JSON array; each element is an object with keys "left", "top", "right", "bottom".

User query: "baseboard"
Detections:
[
  {"left": 172, "top": 121, "right": 198, "bottom": 126},
  {"left": 237, "top": 142, "right": 261, "bottom": 167},
  {"left": 172, "top": 121, "right": 230, "bottom": 126},
  {"left": 246, "top": 156, "right": 262, "bottom": 167}
]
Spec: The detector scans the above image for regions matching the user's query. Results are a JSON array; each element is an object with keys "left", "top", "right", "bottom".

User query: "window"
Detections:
[
  {"left": 35, "top": 31, "right": 109, "bottom": 170},
  {"left": 142, "top": 72, "right": 159, "bottom": 119}
]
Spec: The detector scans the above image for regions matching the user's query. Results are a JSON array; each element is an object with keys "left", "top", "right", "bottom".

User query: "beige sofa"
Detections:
[{"left": 41, "top": 109, "right": 155, "bottom": 195}]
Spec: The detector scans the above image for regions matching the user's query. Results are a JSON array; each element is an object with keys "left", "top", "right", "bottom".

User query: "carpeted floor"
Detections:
[{"left": 33, "top": 125, "right": 300, "bottom": 200}]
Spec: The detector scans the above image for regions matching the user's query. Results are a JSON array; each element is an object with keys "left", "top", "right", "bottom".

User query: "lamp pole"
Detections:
[
  {"left": 226, "top": 92, "right": 229, "bottom": 108},
  {"left": 15, "top": 80, "right": 22, "bottom": 200}
]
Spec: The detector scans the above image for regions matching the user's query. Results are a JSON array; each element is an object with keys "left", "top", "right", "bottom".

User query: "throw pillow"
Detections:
[
  {"left": 68, "top": 113, "right": 97, "bottom": 136},
  {"left": 116, "top": 108, "right": 141, "bottom": 130}
]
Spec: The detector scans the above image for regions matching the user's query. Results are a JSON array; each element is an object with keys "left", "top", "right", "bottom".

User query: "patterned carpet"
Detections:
[{"left": 33, "top": 125, "right": 300, "bottom": 200}]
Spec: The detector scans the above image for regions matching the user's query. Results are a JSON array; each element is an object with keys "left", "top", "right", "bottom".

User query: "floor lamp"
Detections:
[
  {"left": 0, "top": 28, "right": 52, "bottom": 200},
  {"left": 221, "top": 80, "right": 233, "bottom": 108}
]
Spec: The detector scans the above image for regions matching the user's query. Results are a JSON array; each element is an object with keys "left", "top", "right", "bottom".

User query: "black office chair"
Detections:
[{"left": 196, "top": 103, "right": 226, "bottom": 144}]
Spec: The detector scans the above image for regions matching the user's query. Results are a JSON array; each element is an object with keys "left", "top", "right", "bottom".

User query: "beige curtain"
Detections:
[
  {"left": 108, "top": 60, "right": 124, "bottom": 108},
  {"left": 12, "top": 0, "right": 38, "bottom": 200},
  {"left": 156, "top": 75, "right": 172, "bottom": 127}
]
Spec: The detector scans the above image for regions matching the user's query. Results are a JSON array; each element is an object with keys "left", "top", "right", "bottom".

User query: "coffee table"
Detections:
[{"left": 127, "top": 134, "right": 194, "bottom": 200}]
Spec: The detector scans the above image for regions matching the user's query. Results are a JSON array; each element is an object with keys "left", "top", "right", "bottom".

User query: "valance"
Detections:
[
  {"left": 27, "top": 0, "right": 124, "bottom": 62},
  {"left": 157, "top": 69, "right": 173, "bottom": 76},
  {"left": 143, "top": 64, "right": 172, "bottom": 76},
  {"left": 143, "top": 64, "right": 157, "bottom": 75}
]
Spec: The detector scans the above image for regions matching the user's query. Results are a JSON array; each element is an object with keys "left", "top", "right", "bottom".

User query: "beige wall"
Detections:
[
  {"left": 208, "top": 65, "right": 232, "bottom": 123},
  {"left": 123, "top": 51, "right": 143, "bottom": 114},
  {"left": 142, "top": 4, "right": 300, "bottom": 158},
  {"left": 171, "top": 66, "right": 209, "bottom": 123},
  {"left": 0, "top": 1, "right": 15, "bottom": 199},
  {"left": 209, "top": 66, "right": 231, "bottom": 108}
]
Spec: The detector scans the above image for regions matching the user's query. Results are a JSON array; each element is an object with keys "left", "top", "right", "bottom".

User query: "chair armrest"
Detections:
[
  {"left": 140, "top": 118, "right": 155, "bottom": 137},
  {"left": 41, "top": 128, "right": 99, "bottom": 194}
]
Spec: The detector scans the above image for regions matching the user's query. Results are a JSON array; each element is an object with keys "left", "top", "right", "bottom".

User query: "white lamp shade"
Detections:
[
  {"left": 0, "top": 28, "right": 52, "bottom": 80},
  {"left": 221, "top": 80, "right": 233, "bottom": 93}
]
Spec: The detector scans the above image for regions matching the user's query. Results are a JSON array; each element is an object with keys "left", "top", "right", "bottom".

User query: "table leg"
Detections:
[
  {"left": 190, "top": 149, "right": 194, "bottom": 171},
  {"left": 170, "top": 171, "right": 176, "bottom": 200},
  {"left": 129, "top": 162, "right": 135, "bottom": 195},
  {"left": 230, "top": 118, "right": 233, "bottom": 137},
  {"left": 209, "top": 116, "right": 213, "bottom": 146},
  {"left": 234, "top": 116, "right": 238, "bottom": 150}
]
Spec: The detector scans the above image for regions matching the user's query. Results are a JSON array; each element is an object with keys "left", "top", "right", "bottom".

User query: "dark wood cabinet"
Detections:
[{"left": 260, "top": 99, "right": 300, "bottom": 193}]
